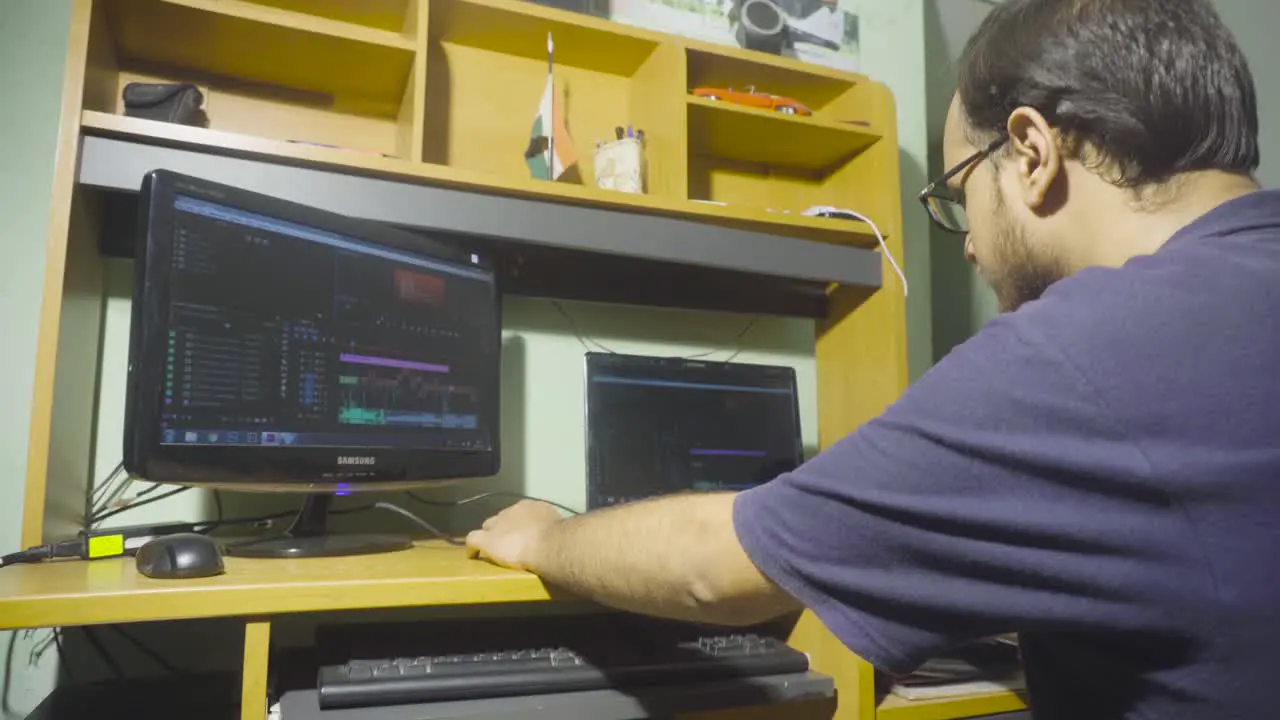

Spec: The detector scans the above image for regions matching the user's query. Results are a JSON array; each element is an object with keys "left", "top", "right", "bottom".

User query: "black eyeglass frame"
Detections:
[{"left": 917, "top": 136, "right": 1008, "bottom": 234}]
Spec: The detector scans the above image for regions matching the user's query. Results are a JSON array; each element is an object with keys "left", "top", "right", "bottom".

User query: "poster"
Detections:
[{"left": 533, "top": 0, "right": 860, "bottom": 73}]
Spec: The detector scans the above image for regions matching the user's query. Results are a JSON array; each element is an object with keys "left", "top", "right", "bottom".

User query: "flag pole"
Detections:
[{"left": 547, "top": 32, "right": 554, "bottom": 182}]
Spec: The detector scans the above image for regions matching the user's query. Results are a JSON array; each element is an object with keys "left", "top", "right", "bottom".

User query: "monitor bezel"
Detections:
[
  {"left": 123, "top": 169, "right": 502, "bottom": 492},
  {"left": 582, "top": 351, "right": 804, "bottom": 508}
]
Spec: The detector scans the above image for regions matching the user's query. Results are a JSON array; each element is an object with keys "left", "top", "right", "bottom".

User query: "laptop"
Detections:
[{"left": 584, "top": 352, "right": 804, "bottom": 509}]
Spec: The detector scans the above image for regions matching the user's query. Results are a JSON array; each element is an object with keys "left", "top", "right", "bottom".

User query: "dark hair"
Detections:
[{"left": 958, "top": 0, "right": 1259, "bottom": 188}]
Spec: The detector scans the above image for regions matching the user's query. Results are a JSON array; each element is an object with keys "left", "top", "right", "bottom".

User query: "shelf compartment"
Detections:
[
  {"left": 688, "top": 156, "right": 851, "bottom": 217},
  {"left": 239, "top": 0, "right": 420, "bottom": 34},
  {"left": 87, "top": 0, "right": 419, "bottom": 159},
  {"left": 687, "top": 95, "right": 879, "bottom": 171},
  {"left": 424, "top": 0, "right": 665, "bottom": 188},
  {"left": 877, "top": 690, "right": 1028, "bottom": 720},
  {"left": 431, "top": 0, "right": 660, "bottom": 74},
  {"left": 686, "top": 44, "right": 867, "bottom": 122},
  {"left": 105, "top": 0, "right": 416, "bottom": 107}
]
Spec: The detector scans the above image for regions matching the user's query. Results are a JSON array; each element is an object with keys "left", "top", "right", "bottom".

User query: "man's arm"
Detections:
[{"left": 465, "top": 493, "right": 802, "bottom": 626}]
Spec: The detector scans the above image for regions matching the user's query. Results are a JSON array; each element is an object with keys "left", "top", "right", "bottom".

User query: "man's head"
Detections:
[{"left": 925, "top": 0, "right": 1260, "bottom": 312}]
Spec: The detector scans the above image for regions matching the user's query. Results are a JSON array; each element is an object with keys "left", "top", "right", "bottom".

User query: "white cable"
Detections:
[{"left": 801, "top": 206, "right": 908, "bottom": 297}]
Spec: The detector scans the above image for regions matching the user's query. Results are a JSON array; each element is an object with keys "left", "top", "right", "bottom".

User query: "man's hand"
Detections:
[
  {"left": 463, "top": 493, "right": 801, "bottom": 627},
  {"left": 465, "top": 499, "right": 563, "bottom": 571}
]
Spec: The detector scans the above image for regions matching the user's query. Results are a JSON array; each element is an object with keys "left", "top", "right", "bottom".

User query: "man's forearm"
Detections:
[{"left": 525, "top": 493, "right": 798, "bottom": 625}]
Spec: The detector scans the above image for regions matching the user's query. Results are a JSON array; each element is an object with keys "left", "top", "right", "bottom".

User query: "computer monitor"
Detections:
[
  {"left": 123, "top": 170, "right": 502, "bottom": 557},
  {"left": 584, "top": 353, "right": 803, "bottom": 509}
]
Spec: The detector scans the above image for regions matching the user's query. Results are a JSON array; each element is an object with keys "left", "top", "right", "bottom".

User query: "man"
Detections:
[{"left": 467, "top": 0, "right": 1280, "bottom": 716}]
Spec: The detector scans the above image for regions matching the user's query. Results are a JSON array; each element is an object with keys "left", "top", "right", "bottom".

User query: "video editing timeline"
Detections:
[
  {"left": 586, "top": 358, "right": 803, "bottom": 509},
  {"left": 159, "top": 194, "right": 495, "bottom": 451},
  {"left": 337, "top": 353, "right": 479, "bottom": 429}
]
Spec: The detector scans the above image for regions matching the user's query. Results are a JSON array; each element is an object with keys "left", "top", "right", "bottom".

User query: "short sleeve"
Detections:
[{"left": 732, "top": 311, "right": 1184, "bottom": 675}]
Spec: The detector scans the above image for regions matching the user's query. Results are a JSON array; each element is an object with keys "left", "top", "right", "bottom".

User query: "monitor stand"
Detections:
[{"left": 225, "top": 494, "right": 413, "bottom": 559}]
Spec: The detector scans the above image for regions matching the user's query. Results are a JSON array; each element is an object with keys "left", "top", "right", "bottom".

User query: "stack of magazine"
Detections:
[{"left": 890, "top": 635, "right": 1025, "bottom": 701}]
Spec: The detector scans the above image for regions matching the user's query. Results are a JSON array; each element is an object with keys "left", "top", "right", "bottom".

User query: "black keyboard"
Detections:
[{"left": 317, "top": 632, "right": 809, "bottom": 709}]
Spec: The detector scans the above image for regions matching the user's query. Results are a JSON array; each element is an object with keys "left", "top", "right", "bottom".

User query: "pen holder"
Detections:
[{"left": 593, "top": 137, "right": 645, "bottom": 194}]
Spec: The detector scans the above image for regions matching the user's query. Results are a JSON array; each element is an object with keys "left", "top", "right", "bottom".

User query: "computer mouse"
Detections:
[{"left": 135, "top": 533, "right": 225, "bottom": 579}]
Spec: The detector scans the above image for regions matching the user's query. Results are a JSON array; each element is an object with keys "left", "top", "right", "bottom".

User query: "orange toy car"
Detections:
[{"left": 691, "top": 86, "right": 812, "bottom": 116}]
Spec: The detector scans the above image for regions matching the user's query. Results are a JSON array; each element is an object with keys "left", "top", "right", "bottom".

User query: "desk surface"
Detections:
[{"left": 0, "top": 541, "right": 555, "bottom": 629}]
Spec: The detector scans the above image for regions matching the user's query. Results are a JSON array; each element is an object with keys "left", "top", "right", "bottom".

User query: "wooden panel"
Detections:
[
  {"left": 241, "top": 0, "right": 415, "bottom": 34},
  {"left": 240, "top": 620, "right": 272, "bottom": 720},
  {"left": 0, "top": 542, "right": 558, "bottom": 630},
  {"left": 788, "top": 611, "right": 877, "bottom": 720},
  {"left": 145, "top": 0, "right": 413, "bottom": 49},
  {"left": 431, "top": 0, "right": 660, "bottom": 75},
  {"left": 39, "top": 190, "right": 108, "bottom": 543},
  {"left": 107, "top": 0, "right": 415, "bottom": 107},
  {"left": 627, "top": 43, "right": 687, "bottom": 200},
  {"left": 816, "top": 82, "right": 907, "bottom": 443},
  {"left": 396, "top": 0, "right": 429, "bottom": 160},
  {"left": 687, "top": 95, "right": 879, "bottom": 171},
  {"left": 83, "top": 0, "right": 119, "bottom": 114},
  {"left": 812, "top": 79, "right": 908, "bottom": 720},
  {"left": 21, "top": 0, "right": 95, "bottom": 548}
]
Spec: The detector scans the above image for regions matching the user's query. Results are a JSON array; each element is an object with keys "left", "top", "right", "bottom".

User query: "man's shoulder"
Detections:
[{"left": 1011, "top": 196, "right": 1280, "bottom": 355}]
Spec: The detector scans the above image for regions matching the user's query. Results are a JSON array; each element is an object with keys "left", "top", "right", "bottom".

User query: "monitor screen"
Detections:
[
  {"left": 584, "top": 353, "right": 803, "bottom": 509},
  {"left": 125, "top": 171, "right": 501, "bottom": 489}
]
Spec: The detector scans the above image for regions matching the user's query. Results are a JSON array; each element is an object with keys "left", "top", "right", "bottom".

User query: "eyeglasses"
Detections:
[{"left": 917, "top": 136, "right": 1007, "bottom": 235}]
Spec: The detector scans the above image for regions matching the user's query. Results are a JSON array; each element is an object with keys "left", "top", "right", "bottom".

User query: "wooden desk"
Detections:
[
  {"left": 1, "top": 543, "right": 856, "bottom": 720},
  {"left": 0, "top": 541, "right": 552, "bottom": 630},
  {"left": 0, "top": 542, "right": 561, "bottom": 719}
]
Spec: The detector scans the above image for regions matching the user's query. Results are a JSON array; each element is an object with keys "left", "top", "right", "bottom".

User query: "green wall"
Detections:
[
  {"left": 0, "top": 1, "right": 74, "bottom": 714},
  {"left": 924, "top": 0, "right": 999, "bottom": 360},
  {"left": 1214, "top": 0, "right": 1279, "bottom": 189},
  {"left": 845, "top": 0, "right": 933, "bottom": 382}
]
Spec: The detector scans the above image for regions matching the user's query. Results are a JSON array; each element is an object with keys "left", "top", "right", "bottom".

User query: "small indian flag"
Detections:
[{"left": 525, "top": 33, "right": 578, "bottom": 180}]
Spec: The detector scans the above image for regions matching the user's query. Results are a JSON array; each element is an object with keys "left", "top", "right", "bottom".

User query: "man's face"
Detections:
[{"left": 942, "top": 96, "right": 1066, "bottom": 313}]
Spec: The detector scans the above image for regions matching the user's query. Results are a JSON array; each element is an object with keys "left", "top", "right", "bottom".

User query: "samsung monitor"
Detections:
[
  {"left": 123, "top": 170, "right": 501, "bottom": 557},
  {"left": 584, "top": 353, "right": 803, "bottom": 509}
]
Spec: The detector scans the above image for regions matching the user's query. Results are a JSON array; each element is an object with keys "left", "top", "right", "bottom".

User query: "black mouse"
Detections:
[{"left": 135, "top": 533, "right": 225, "bottom": 579}]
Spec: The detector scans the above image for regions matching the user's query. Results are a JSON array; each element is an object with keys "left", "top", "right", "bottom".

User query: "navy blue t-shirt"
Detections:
[{"left": 734, "top": 190, "right": 1280, "bottom": 719}]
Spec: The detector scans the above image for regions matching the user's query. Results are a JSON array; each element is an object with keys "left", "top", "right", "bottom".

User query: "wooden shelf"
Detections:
[
  {"left": 77, "top": 127, "right": 883, "bottom": 292},
  {"left": 240, "top": 0, "right": 418, "bottom": 33},
  {"left": 0, "top": 541, "right": 556, "bottom": 630},
  {"left": 80, "top": 111, "right": 883, "bottom": 251},
  {"left": 431, "top": 0, "right": 660, "bottom": 74},
  {"left": 685, "top": 44, "right": 863, "bottom": 116},
  {"left": 106, "top": 0, "right": 416, "bottom": 107},
  {"left": 687, "top": 95, "right": 880, "bottom": 171},
  {"left": 877, "top": 690, "right": 1028, "bottom": 720}
]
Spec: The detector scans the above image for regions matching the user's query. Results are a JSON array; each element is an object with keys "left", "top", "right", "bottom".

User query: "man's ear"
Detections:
[{"left": 1005, "top": 107, "right": 1061, "bottom": 210}]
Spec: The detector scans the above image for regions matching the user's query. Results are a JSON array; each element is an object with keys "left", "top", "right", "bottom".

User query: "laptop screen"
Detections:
[{"left": 585, "top": 353, "right": 804, "bottom": 509}]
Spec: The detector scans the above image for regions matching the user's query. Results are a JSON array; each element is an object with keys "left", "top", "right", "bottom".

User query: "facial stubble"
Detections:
[{"left": 986, "top": 192, "right": 1069, "bottom": 313}]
